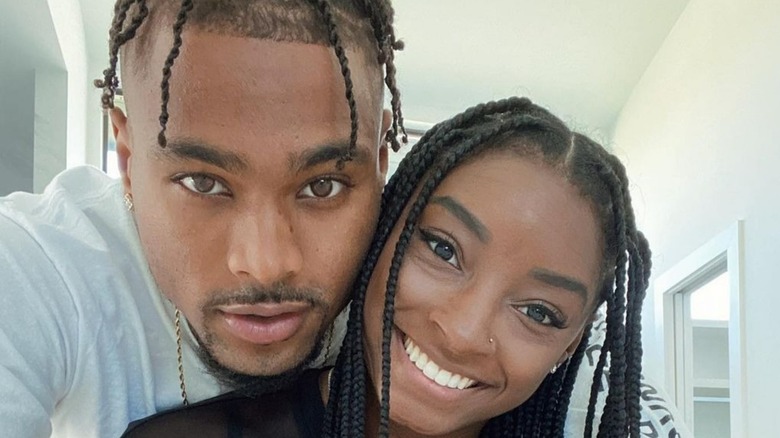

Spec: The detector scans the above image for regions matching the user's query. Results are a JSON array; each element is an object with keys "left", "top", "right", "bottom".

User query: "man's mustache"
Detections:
[{"left": 203, "top": 283, "right": 328, "bottom": 309}]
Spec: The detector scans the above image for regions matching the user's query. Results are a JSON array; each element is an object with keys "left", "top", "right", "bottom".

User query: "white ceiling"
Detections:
[
  {"left": 391, "top": 0, "right": 690, "bottom": 136},
  {"left": 77, "top": 0, "right": 690, "bottom": 137}
]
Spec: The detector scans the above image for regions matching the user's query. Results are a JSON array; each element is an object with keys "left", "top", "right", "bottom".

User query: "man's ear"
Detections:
[{"left": 110, "top": 107, "right": 132, "bottom": 193}]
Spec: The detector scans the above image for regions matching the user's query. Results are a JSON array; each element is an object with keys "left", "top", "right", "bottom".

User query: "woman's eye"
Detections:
[
  {"left": 517, "top": 304, "right": 563, "bottom": 327},
  {"left": 423, "top": 233, "right": 460, "bottom": 268},
  {"left": 299, "top": 178, "right": 346, "bottom": 199},
  {"left": 177, "top": 175, "right": 229, "bottom": 196}
]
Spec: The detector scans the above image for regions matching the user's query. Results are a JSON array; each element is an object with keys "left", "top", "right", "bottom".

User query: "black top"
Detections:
[{"left": 121, "top": 369, "right": 326, "bottom": 438}]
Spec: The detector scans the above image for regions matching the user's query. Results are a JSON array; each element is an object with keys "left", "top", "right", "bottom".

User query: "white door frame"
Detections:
[{"left": 653, "top": 221, "right": 746, "bottom": 437}]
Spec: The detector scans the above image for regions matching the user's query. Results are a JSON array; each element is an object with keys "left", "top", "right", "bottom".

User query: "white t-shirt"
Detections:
[{"left": 0, "top": 166, "right": 342, "bottom": 438}]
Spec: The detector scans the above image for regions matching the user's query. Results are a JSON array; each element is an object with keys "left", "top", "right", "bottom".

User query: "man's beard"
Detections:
[
  {"left": 191, "top": 283, "right": 331, "bottom": 397},
  {"left": 192, "top": 327, "right": 327, "bottom": 397}
]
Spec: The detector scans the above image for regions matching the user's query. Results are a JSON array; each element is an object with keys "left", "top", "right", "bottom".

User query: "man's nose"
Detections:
[{"left": 226, "top": 207, "right": 304, "bottom": 284}]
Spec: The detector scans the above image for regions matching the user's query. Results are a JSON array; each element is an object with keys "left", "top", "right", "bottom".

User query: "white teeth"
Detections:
[
  {"left": 446, "top": 373, "right": 462, "bottom": 389},
  {"left": 410, "top": 345, "right": 421, "bottom": 362},
  {"left": 416, "top": 352, "right": 429, "bottom": 368},
  {"left": 434, "top": 370, "right": 452, "bottom": 386},
  {"left": 403, "top": 336, "right": 477, "bottom": 390},
  {"left": 422, "top": 361, "right": 439, "bottom": 379}
]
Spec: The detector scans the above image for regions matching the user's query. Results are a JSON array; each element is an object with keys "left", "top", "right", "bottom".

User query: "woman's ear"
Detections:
[
  {"left": 561, "top": 328, "right": 587, "bottom": 364},
  {"left": 110, "top": 107, "right": 132, "bottom": 193}
]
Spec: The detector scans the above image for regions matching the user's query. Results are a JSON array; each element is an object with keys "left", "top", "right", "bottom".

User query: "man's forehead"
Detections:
[
  {"left": 121, "top": 0, "right": 374, "bottom": 78},
  {"left": 121, "top": 0, "right": 384, "bottom": 118}
]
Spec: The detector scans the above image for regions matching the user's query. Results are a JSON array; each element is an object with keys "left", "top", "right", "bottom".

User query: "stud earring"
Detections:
[
  {"left": 124, "top": 193, "right": 134, "bottom": 211},
  {"left": 551, "top": 352, "right": 571, "bottom": 374},
  {"left": 488, "top": 337, "right": 494, "bottom": 344}
]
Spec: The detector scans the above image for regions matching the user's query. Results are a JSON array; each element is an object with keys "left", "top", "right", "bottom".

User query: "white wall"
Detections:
[
  {"left": 0, "top": 0, "right": 96, "bottom": 195},
  {"left": 47, "top": 0, "right": 100, "bottom": 170},
  {"left": 612, "top": 0, "right": 780, "bottom": 435},
  {"left": 34, "top": 69, "right": 69, "bottom": 193},
  {"left": 0, "top": 71, "right": 36, "bottom": 195}
]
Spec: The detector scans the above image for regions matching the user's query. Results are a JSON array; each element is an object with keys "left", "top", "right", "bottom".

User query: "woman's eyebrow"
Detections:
[
  {"left": 530, "top": 268, "right": 588, "bottom": 302},
  {"left": 430, "top": 195, "right": 491, "bottom": 243}
]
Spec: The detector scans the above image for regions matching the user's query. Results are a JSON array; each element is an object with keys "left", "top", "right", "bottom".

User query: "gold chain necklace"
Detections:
[{"left": 174, "top": 308, "right": 189, "bottom": 406}]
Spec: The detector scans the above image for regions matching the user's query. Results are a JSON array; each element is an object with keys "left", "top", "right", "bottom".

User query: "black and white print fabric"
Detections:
[{"left": 564, "top": 311, "right": 693, "bottom": 437}]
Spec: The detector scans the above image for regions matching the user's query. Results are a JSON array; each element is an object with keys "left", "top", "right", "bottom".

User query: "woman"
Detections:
[{"left": 123, "top": 97, "right": 650, "bottom": 437}]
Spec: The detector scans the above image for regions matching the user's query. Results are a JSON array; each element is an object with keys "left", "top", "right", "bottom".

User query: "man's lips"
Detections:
[
  {"left": 217, "top": 302, "right": 311, "bottom": 345},
  {"left": 217, "top": 302, "right": 312, "bottom": 317}
]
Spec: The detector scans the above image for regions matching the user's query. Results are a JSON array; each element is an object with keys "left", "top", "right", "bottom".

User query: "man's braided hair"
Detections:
[
  {"left": 94, "top": 0, "right": 407, "bottom": 163},
  {"left": 324, "top": 96, "right": 651, "bottom": 437}
]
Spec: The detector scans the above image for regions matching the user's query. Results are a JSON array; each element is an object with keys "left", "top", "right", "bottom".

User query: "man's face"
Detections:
[{"left": 113, "top": 30, "right": 389, "bottom": 378}]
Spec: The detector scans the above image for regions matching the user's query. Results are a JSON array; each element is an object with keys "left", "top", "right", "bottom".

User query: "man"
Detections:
[{"left": 0, "top": 1, "right": 404, "bottom": 436}]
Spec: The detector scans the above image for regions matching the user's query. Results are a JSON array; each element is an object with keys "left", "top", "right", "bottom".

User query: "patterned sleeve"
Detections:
[{"left": 564, "top": 310, "right": 694, "bottom": 437}]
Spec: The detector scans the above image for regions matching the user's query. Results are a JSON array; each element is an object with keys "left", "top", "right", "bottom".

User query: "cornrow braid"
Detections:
[
  {"left": 324, "top": 96, "right": 651, "bottom": 437},
  {"left": 157, "top": 0, "right": 194, "bottom": 147},
  {"left": 94, "top": 0, "right": 149, "bottom": 109},
  {"left": 356, "top": 0, "right": 406, "bottom": 151},
  {"left": 313, "top": 0, "right": 359, "bottom": 166}
]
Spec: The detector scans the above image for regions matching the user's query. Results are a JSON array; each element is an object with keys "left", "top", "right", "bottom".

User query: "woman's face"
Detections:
[{"left": 363, "top": 151, "right": 603, "bottom": 436}]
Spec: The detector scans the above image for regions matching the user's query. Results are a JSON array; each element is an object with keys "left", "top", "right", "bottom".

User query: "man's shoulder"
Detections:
[
  {"left": 0, "top": 166, "right": 121, "bottom": 227},
  {"left": 0, "top": 166, "right": 144, "bottom": 301}
]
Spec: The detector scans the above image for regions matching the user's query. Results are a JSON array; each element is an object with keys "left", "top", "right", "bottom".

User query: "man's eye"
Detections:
[
  {"left": 299, "top": 178, "right": 346, "bottom": 199},
  {"left": 177, "top": 175, "right": 229, "bottom": 196},
  {"left": 516, "top": 304, "right": 564, "bottom": 328},
  {"left": 420, "top": 230, "right": 460, "bottom": 268}
]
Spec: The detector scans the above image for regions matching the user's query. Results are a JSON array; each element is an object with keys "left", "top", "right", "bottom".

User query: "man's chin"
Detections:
[{"left": 194, "top": 333, "right": 325, "bottom": 395}]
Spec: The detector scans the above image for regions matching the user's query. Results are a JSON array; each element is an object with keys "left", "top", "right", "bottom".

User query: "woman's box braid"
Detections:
[
  {"left": 93, "top": 0, "right": 407, "bottom": 163},
  {"left": 324, "top": 96, "right": 652, "bottom": 437}
]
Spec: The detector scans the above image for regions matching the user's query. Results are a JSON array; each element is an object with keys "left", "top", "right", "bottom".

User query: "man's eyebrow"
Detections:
[
  {"left": 160, "top": 139, "right": 250, "bottom": 172},
  {"left": 430, "top": 196, "right": 491, "bottom": 243},
  {"left": 531, "top": 268, "right": 588, "bottom": 302},
  {"left": 290, "top": 141, "right": 369, "bottom": 172}
]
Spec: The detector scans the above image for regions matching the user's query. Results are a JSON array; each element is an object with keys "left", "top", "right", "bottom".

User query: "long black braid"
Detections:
[
  {"left": 94, "top": 0, "right": 407, "bottom": 158},
  {"left": 323, "top": 96, "right": 651, "bottom": 437}
]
